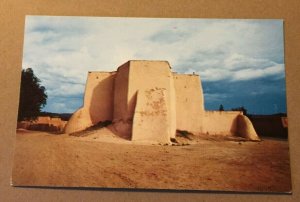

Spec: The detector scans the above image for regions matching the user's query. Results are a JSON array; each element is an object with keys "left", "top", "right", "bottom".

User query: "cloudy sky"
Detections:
[{"left": 22, "top": 16, "right": 286, "bottom": 114}]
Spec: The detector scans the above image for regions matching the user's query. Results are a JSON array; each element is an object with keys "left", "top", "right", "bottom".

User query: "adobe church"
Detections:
[{"left": 64, "top": 60, "right": 260, "bottom": 143}]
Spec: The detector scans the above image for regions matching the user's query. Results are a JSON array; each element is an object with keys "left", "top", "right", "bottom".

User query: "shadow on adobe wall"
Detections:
[
  {"left": 89, "top": 76, "right": 115, "bottom": 125},
  {"left": 230, "top": 115, "right": 239, "bottom": 136}
]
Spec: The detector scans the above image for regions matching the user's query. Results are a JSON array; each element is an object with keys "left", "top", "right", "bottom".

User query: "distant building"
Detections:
[
  {"left": 65, "top": 60, "right": 259, "bottom": 143},
  {"left": 18, "top": 116, "right": 67, "bottom": 132},
  {"left": 249, "top": 115, "right": 288, "bottom": 139}
]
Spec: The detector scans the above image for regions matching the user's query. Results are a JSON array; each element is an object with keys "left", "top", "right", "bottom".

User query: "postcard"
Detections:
[{"left": 12, "top": 16, "right": 291, "bottom": 192}]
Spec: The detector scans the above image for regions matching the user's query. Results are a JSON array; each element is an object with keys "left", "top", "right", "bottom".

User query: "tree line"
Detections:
[{"left": 219, "top": 104, "right": 248, "bottom": 115}]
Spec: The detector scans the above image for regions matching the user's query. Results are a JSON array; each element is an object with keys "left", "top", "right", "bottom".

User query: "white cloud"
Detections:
[
  {"left": 22, "top": 16, "right": 284, "bottom": 112},
  {"left": 232, "top": 63, "right": 285, "bottom": 81},
  {"left": 224, "top": 53, "right": 277, "bottom": 70}
]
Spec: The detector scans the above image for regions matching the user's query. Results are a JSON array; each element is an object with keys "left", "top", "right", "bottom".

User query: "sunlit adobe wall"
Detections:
[
  {"left": 64, "top": 72, "right": 115, "bottom": 134},
  {"left": 173, "top": 73, "right": 205, "bottom": 133},
  {"left": 128, "top": 61, "right": 176, "bottom": 143},
  {"left": 202, "top": 111, "right": 241, "bottom": 136}
]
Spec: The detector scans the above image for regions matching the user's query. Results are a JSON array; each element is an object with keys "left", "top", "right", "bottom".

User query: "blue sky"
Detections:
[{"left": 22, "top": 16, "right": 286, "bottom": 114}]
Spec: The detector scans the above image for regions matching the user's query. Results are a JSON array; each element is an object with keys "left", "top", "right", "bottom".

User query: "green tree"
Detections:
[
  {"left": 18, "top": 68, "right": 47, "bottom": 121},
  {"left": 219, "top": 104, "right": 224, "bottom": 111},
  {"left": 231, "top": 106, "right": 248, "bottom": 116}
]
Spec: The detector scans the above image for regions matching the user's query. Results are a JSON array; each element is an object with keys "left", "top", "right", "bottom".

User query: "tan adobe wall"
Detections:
[
  {"left": 237, "top": 115, "right": 260, "bottom": 140},
  {"left": 113, "top": 61, "right": 130, "bottom": 121},
  {"left": 132, "top": 88, "right": 170, "bottom": 143},
  {"left": 64, "top": 60, "right": 259, "bottom": 142},
  {"left": 36, "top": 116, "right": 51, "bottom": 124},
  {"left": 64, "top": 72, "right": 115, "bottom": 134},
  {"left": 202, "top": 111, "right": 260, "bottom": 140},
  {"left": 202, "top": 111, "right": 241, "bottom": 136},
  {"left": 85, "top": 72, "right": 115, "bottom": 124},
  {"left": 112, "top": 61, "right": 132, "bottom": 139},
  {"left": 128, "top": 61, "right": 176, "bottom": 141},
  {"left": 64, "top": 108, "right": 92, "bottom": 134},
  {"left": 173, "top": 73, "right": 204, "bottom": 133},
  {"left": 113, "top": 60, "right": 176, "bottom": 141},
  {"left": 169, "top": 73, "right": 176, "bottom": 139},
  {"left": 18, "top": 116, "right": 67, "bottom": 132},
  {"left": 49, "top": 117, "right": 67, "bottom": 130}
]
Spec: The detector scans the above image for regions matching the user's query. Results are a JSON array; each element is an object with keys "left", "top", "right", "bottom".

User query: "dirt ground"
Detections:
[{"left": 12, "top": 128, "right": 291, "bottom": 193}]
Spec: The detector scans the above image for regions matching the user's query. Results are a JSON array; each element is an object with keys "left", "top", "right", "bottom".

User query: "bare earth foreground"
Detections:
[{"left": 12, "top": 129, "right": 291, "bottom": 193}]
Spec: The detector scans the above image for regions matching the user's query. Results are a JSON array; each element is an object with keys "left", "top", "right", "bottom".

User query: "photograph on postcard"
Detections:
[{"left": 12, "top": 16, "right": 291, "bottom": 192}]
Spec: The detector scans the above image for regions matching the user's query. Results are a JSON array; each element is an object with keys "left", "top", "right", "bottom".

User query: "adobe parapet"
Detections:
[{"left": 64, "top": 60, "right": 260, "bottom": 143}]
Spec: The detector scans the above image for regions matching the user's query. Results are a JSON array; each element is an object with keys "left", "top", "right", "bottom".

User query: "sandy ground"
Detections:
[{"left": 12, "top": 128, "right": 291, "bottom": 193}]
